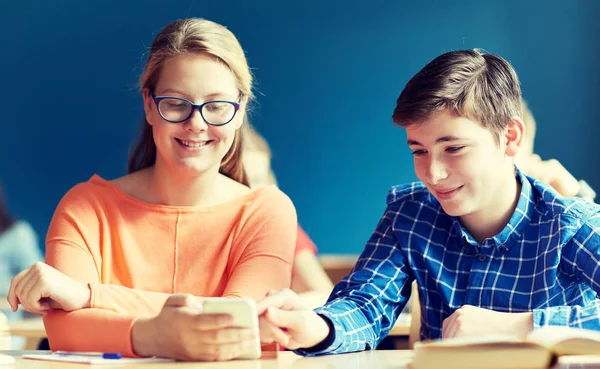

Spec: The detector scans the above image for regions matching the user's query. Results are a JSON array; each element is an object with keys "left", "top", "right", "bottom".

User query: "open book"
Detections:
[{"left": 410, "top": 326, "right": 600, "bottom": 369}]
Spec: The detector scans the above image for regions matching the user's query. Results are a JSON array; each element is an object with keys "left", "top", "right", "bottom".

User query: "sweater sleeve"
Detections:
[
  {"left": 45, "top": 184, "right": 172, "bottom": 314},
  {"left": 43, "top": 309, "right": 138, "bottom": 357},
  {"left": 43, "top": 184, "right": 171, "bottom": 354},
  {"left": 222, "top": 188, "right": 297, "bottom": 301},
  {"left": 46, "top": 239, "right": 170, "bottom": 315}
]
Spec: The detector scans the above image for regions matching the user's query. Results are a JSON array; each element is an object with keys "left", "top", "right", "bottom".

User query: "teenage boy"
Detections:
[{"left": 257, "top": 49, "right": 600, "bottom": 355}]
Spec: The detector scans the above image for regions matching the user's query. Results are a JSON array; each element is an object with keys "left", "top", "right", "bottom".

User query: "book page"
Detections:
[
  {"left": 411, "top": 344, "right": 552, "bottom": 369},
  {"left": 527, "top": 326, "right": 600, "bottom": 354}
]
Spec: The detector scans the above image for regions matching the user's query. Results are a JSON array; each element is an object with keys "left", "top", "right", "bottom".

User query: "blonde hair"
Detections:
[
  {"left": 393, "top": 49, "right": 523, "bottom": 144},
  {"left": 129, "top": 18, "right": 254, "bottom": 185}
]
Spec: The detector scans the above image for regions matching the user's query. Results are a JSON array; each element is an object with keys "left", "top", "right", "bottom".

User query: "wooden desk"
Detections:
[
  {"left": 319, "top": 254, "right": 359, "bottom": 285},
  {"left": 7, "top": 349, "right": 600, "bottom": 369},
  {"left": 390, "top": 314, "right": 411, "bottom": 336},
  {"left": 9, "top": 350, "right": 415, "bottom": 369},
  {"left": 7, "top": 318, "right": 45, "bottom": 350}
]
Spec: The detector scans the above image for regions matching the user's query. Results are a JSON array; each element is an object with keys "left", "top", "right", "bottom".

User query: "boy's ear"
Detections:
[{"left": 504, "top": 116, "right": 525, "bottom": 157}]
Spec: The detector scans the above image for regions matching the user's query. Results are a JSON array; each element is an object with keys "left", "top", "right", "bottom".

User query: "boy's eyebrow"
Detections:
[{"left": 407, "top": 136, "right": 463, "bottom": 146}]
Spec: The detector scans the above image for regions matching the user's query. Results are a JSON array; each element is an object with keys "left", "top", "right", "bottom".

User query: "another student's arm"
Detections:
[
  {"left": 533, "top": 212, "right": 600, "bottom": 330},
  {"left": 520, "top": 154, "right": 580, "bottom": 197},
  {"left": 12, "top": 221, "right": 43, "bottom": 273},
  {"left": 220, "top": 190, "right": 297, "bottom": 301},
  {"left": 291, "top": 226, "right": 334, "bottom": 292}
]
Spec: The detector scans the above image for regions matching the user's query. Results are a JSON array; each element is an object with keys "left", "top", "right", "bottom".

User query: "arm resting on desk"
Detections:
[{"left": 43, "top": 309, "right": 138, "bottom": 356}]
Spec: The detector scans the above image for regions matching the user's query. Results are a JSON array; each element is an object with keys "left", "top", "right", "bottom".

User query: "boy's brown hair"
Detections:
[{"left": 392, "top": 49, "right": 523, "bottom": 143}]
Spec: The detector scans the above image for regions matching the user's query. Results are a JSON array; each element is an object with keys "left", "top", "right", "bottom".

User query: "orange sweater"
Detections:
[{"left": 43, "top": 175, "right": 297, "bottom": 356}]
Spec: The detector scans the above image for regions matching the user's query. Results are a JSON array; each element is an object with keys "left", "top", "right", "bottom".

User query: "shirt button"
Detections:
[
  {"left": 499, "top": 245, "right": 507, "bottom": 253},
  {"left": 478, "top": 254, "right": 487, "bottom": 261}
]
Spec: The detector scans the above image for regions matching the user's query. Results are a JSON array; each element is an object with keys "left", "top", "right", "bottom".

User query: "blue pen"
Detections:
[{"left": 54, "top": 351, "right": 122, "bottom": 359}]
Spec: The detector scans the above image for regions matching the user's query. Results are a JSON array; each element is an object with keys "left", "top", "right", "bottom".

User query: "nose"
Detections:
[
  {"left": 184, "top": 108, "right": 209, "bottom": 132},
  {"left": 425, "top": 157, "right": 448, "bottom": 185}
]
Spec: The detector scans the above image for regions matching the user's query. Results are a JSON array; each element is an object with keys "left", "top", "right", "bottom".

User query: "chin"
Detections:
[
  {"left": 439, "top": 202, "right": 469, "bottom": 217},
  {"left": 174, "top": 161, "right": 215, "bottom": 176}
]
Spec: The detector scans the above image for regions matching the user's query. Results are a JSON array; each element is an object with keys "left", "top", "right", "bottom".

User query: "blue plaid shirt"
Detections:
[{"left": 299, "top": 168, "right": 600, "bottom": 356}]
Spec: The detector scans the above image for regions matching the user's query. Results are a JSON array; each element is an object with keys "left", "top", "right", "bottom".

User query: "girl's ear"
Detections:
[
  {"left": 142, "top": 88, "right": 154, "bottom": 126},
  {"left": 234, "top": 96, "right": 248, "bottom": 130},
  {"left": 504, "top": 116, "right": 525, "bottom": 157}
]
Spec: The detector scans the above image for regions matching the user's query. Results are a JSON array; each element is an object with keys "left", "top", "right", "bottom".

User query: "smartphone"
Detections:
[{"left": 202, "top": 298, "right": 261, "bottom": 360}]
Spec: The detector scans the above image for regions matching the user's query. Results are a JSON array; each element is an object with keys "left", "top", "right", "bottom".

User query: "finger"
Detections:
[
  {"left": 198, "top": 339, "right": 257, "bottom": 362},
  {"left": 13, "top": 270, "right": 39, "bottom": 313},
  {"left": 196, "top": 327, "right": 255, "bottom": 345},
  {"left": 164, "top": 294, "right": 203, "bottom": 310},
  {"left": 256, "top": 293, "right": 283, "bottom": 315},
  {"left": 446, "top": 321, "right": 460, "bottom": 339},
  {"left": 259, "top": 317, "right": 290, "bottom": 346},
  {"left": 19, "top": 274, "right": 48, "bottom": 315},
  {"left": 256, "top": 289, "right": 297, "bottom": 314},
  {"left": 7, "top": 268, "right": 30, "bottom": 311},
  {"left": 441, "top": 313, "right": 456, "bottom": 339},
  {"left": 264, "top": 306, "right": 304, "bottom": 331},
  {"left": 443, "top": 312, "right": 462, "bottom": 339},
  {"left": 190, "top": 313, "right": 234, "bottom": 331}
]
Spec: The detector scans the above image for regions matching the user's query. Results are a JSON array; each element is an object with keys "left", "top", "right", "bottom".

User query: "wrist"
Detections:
[
  {"left": 131, "top": 317, "right": 157, "bottom": 357},
  {"left": 304, "top": 314, "right": 334, "bottom": 350},
  {"left": 81, "top": 283, "right": 92, "bottom": 309},
  {"left": 513, "top": 312, "right": 533, "bottom": 338}
]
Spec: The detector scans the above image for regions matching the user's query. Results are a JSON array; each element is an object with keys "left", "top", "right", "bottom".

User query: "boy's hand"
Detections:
[
  {"left": 442, "top": 305, "right": 533, "bottom": 339},
  {"left": 257, "top": 288, "right": 331, "bottom": 350}
]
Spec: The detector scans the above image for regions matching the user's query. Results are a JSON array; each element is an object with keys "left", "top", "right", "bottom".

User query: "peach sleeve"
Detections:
[
  {"left": 43, "top": 187, "right": 170, "bottom": 355},
  {"left": 222, "top": 190, "right": 297, "bottom": 301},
  {"left": 43, "top": 310, "right": 138, "bottom": 357}
]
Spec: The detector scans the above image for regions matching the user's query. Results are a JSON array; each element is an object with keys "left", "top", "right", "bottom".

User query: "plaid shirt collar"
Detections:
[{"left": 449, "top": 166, "right": 534, "bottom": 253}]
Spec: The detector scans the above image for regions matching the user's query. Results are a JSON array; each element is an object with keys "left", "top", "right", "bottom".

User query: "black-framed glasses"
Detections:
[{"left": 151, "top": 92, "right": 242, "bottom": 126}]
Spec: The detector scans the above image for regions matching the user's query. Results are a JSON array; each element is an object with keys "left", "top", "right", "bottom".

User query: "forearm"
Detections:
[
  {"left": 90, "top": 283, "right": 173, "bottom": 315},
  {"left": 224, "top": 256, "right": 292, "bottom": 301},
  {"left": 297, "top": 291, "right": 330, "bottom": 310},
  {"left": 295, "top": 206, "right": 412, "bottom": 354},
  {"left": 43, "top": 309, "right": 138, "bottom": 357},
  {"left": 295, "top": 299, "right": 377, "bottom": 355}
]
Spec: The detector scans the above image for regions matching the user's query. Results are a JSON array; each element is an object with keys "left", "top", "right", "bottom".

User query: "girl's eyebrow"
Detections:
[{"left": 157, "top": 88, "right": 234, "bottom": 100}]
